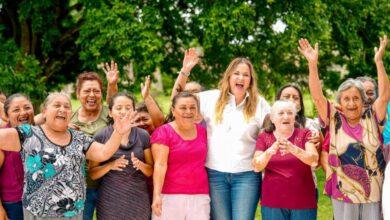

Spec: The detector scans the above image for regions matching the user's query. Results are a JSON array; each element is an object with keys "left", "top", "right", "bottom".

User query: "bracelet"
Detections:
[{"left": 179, "top": 70, "right": 190, "bottom": 77}]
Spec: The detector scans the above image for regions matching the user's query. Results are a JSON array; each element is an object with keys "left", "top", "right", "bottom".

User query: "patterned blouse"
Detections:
[
  {"left": 16, "top": 124, "right": 94, "bottom": 217},
  {"left": 323, "top": 102, "right": 385, "bottom": 203}
]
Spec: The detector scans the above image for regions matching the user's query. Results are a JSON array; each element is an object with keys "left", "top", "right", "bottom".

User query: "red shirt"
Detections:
[{"left": 256, "top": 128, "right": 317, "bottom": 209}]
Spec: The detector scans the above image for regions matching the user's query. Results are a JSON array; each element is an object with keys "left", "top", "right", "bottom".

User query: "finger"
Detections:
[
  {"left": 140, "top": 82, "right": 144, "bottom": 89},
  {"left": 314, "top": 42, "right": 318, "bottom": 52}
]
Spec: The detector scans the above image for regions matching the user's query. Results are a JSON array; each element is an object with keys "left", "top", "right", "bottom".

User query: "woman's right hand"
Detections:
[
  {"left": 152, "top": 194, "right": 163, "bottom": 217},
  {"left": 109, "top": 155, "right": 129, "bottom": 171},
  {"left": 266, "top": 141, "right": 280, "bottom": 157}
]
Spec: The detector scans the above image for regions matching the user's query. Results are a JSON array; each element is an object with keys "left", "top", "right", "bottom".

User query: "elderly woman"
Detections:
[
  {"left": 151, "top": 92, "right": 209, "bottom": 220},
  {"left": 0, "top": 94, "right": 35, "bottom": 220},
  {"left": 0, "top": 92, "right": 139, "bottom": 219},
  {"left": 299, "top": 36, "right": 389, "bottom": 220},
  {"left": 253, "top": 100, "right": 318, "bottom": 220},
  {"left": 171, "top": 48, "right": 270, "bottom": 219}
]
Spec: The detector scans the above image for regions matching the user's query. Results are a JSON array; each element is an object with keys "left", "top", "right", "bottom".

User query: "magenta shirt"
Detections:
[
  {"left": 0, "top": 126, "right": 24, "bottom": 202},
  {"left": 151, "top": 123, "right": 209, "bottom": 194},
  {"left": 256, "top": 128, "right": 317, "bottom": 209}
]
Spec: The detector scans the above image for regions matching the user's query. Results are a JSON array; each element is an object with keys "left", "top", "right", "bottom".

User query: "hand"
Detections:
[
  {"left": 103, "top": 60, "right": 119, "bottom": 85},
  {"left": 278, "top": 139, "right": 294, "bottom": 156},
  {"left": 113, "top": 111, "right": 141, "bottom": 135},
  {"left": 308, "top": 130, "right": 321, "bottom": 149},
  {"left": 181, "top": 48, "right": 200, "bottom": 74},
  {"left": 109, "top": 155, "right": 129, "bottom": 171},
  {"left": 374, "top": 35, "right": 387, "bottom": 63},
  {"left": 298, "top": 38, "right": 319, "bottom": 64},
  {"left": 152, "top": 194, "right": 163, "bottom": 217},
  {"left": 140, "top": 76, "right": 151, "bottom": 99},
  {"left": 131, "top": 152, "right": 143, "bottom": 170},
  {"left": 0, "top": 206, "right": 8, "bottom": 220},
  {"left": 264, "top": 141, "right": 280, "bottom": 157}
]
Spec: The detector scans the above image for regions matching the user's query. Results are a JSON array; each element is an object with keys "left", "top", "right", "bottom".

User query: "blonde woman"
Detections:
[{"left": 172, "top": 53, "right": 270, "bottom": 219}]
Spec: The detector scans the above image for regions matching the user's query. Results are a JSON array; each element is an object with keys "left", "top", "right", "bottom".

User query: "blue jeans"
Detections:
[
  {"left": 3, "top": 201, "right": 23, "bottom": 220},
  {"left": 261, "top": 206, "right": 317, "bottom": 220},
  {"left": 207, "top": 168, "right": 260, "bottom": 220},
  {"left": 83, "top": 188, "right": 98, "bottom": 220}
]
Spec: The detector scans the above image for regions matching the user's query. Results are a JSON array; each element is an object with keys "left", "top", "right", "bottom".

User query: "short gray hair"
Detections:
[
  {"left": 335, "top": 79, "right": 368, "bottom": 104},
  {"left": 43, "top": 92, "right": 71, "bottom": 109}
]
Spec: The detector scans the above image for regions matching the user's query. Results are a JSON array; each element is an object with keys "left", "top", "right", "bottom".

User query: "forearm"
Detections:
[
  {"left": 106, "top": 83, "right": 118, "bottom": 103},
  {"left": 144, "top": 96, "right": 164, "bottom": 128},
  {"left": 138, "top": 161, "right": 153, "bottom": 177},
  {"left": 153, "top": 163, "right": 167, "bottom": 196},
  {"left": 171, "top": 71, "right": 188, "bottom": 100},
  {"left": 308, "top": 63, "right": 328, "bottom": 123},
  {"left": 376, "top": 60, "right": 389, "bottom": 102},
  {"left": 89, "top": 163, "right": 112, "bottom": 180},
  {"left": 290, "top": 145, "right": 318, "bottom": 167},
  {"left": 92, "top": 130, "right": 122, "bottom": 162},
  {"left": 253, "top": 152, "right": 272, "bottom": 172}
]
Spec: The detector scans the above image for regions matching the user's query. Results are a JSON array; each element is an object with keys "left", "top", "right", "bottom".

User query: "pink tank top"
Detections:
[{"left": 0, "top": 125, "right": 24, "bottom": 202}]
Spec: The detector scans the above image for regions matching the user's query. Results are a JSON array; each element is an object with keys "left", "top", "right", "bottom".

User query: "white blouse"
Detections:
[{"left": 199, "top": 89, "right": 270, "bottom": 173}]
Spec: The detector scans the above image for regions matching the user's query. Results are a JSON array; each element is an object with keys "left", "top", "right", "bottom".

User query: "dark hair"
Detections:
[
  {"left": 76, "top": 72, "right": 103, "bottom": 94},
  {"left": 135, "top": 102, "right": 149, "bottom": 113},
  {"left": 165, "top": 92, "right": 199, "bottom": 123},
  {"left": 276, "top": 84, "right": 306, "bottom": 127},
  {"left": 107, "top": 92, "right": 136, "bottom": 124},
  {"left": 262, "top": 84, "right": 305, "bottom": 132},
  {"left": 4, "top": 93, "right": 32, "bottom": 117}
]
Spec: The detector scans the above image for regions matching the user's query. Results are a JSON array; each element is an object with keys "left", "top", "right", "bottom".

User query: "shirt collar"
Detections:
[{"left": 228, "top": 92, "right": 250, "bottom": 107}]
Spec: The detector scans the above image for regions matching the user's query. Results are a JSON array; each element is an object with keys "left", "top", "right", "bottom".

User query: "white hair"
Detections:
[
  {"left": 43, "top": 92, "right": 71, "bottom": 109},
  {"left": 270, "top": 100, "right": 297, "bottom": 117}
]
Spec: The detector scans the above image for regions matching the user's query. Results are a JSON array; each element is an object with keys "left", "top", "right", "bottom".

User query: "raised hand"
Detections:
[
  {"left": 298, "top": 39, "right": 319, "bottom": 64},
  {"left": 103, "top": 60, "right": 119, "bottom": 85},
  {"left": 374, "top": 35, "right": 388, "bottom": 63},
  {"left": 140, "top": 75, "right": 151, "bottom": 99},
  {"left": 113, "top": 111, "right": 141, "bottom": 135},
  {"left": 181, "top": 48, "right": 200, "bottom": 74},
  {"left": 109, "top": 155, "right": 129, "bottom": 171}
]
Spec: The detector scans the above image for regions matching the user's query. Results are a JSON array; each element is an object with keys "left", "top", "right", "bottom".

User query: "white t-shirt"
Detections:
[{"left": 198, "top": 89, "right": 270, "bottom": 173}]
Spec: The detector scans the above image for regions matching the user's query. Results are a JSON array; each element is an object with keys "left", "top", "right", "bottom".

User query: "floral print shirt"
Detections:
[
  {"left": 16, "top": 124, "right": 93, "bottom": 217},
  {"left": 323, "top": 102, "right": 385, "bottom": 203}
]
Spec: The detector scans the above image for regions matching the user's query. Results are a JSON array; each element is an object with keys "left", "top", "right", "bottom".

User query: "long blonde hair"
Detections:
[{"left": 215, "top": 58, "right": 259, "bottom": 123}]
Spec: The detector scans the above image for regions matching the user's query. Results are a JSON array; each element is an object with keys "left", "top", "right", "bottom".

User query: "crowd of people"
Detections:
[{"left": 0, "top": 36, "right": 389, "bottom": 220}]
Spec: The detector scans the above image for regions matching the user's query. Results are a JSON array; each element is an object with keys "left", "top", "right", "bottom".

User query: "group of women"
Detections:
[{"left": 0, "top": 36, "right": 389, "bottom": 220}]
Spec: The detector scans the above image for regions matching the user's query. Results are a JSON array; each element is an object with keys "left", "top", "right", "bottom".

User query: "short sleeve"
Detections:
[
  {"left": 150, "top": 125, "right": 170, "bottom": 146},
  {"left": 302, "top": 129, "right": 312, "bottom": 145},
  {"left": 93, "top": 128, "right": 107, "bottom": 144},
  {"left": 319, "top": 101, "right": 335, "bottom": 128},
  {"left": 138, "top": 128, "right": 151, "bottom": 150},
  {"left": 256, "top": 132, "right": 268, "bottom": 151},
  {"left": 322, "top": 131, "right": 330, "bottom": 152},
  {"left": 15, "top": 124, "right": 33, "bottom": 145},
  {"left": 76, "top": 131, "right": 94, "bottom": 154}
]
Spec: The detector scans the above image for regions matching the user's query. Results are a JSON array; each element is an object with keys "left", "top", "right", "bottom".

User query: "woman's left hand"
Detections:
[
  {"left": 103, "top": 60, "right": 119, "bottom": 85},
  {"left": 308, "top": 130, "right": 321, "bottom": 148},
  {"left": 375, "top": 35, "right": 387, "bottom": 63}
]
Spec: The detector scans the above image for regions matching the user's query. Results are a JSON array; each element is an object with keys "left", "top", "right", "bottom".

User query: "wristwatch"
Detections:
[{"left": 179, "top": 70, "right": 190, "bottom": 77}]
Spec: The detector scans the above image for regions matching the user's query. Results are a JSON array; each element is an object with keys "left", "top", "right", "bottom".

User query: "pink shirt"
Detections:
[
  {"left": 256, "top": 128, "right": 316, "bottom": 209},
  {"left": 0, "top": 126, "right": 24, "bottom": 202},
  {"left": 151, "top": 123, "right": 209, "bottom": 194}
]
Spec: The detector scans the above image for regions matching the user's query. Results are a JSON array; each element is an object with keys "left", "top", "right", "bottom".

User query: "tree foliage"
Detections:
[{"left": 0, "top": 0, "right": 389, "bottom": 103}]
